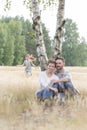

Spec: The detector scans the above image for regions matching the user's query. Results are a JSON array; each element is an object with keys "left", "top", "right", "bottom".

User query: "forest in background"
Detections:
[{"left": 0, "top": 16, "right": 87, "bottom": 66}]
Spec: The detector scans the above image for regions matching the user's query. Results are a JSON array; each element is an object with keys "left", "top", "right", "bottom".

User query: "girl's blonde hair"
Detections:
[{"left": 25, "top": 54, "right": 36, "bottom": 61}]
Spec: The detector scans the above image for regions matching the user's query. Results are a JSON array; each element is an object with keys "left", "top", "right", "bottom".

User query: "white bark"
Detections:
[
  {"left": 32, "top": 0, "right": 48, "bottom": 70},
  {"left": 53, "top": 0, "right": 65, "bottom": 58}
]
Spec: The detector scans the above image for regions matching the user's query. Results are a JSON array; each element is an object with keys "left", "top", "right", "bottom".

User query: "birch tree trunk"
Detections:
[
  {"left": 53, "top": 0, "right": 65, "bottom": 58},
  {"left": 32, "top": 0, "right": 48, "bottom": 70}
]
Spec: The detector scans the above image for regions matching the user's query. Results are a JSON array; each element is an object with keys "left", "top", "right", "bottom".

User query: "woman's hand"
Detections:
[{"left": 51, "top": 79, "right": 59, "bottom": 84}]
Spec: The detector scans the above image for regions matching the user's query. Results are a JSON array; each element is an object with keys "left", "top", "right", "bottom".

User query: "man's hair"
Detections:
[
  {"left": 55, "top": 57, "right": 65, "bottom": 63},
  {"left": 47, "top": 59, "right": 56, "bottom": 66}
]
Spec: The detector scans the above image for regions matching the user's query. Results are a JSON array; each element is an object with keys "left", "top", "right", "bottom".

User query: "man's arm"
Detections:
[{"left": 51, "top": 71, "right": 72, "bottom": 84}]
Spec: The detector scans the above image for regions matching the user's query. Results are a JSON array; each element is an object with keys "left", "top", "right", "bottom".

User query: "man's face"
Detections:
[{"left": 56, "top": 59, "right": 64, "bottom": 70}]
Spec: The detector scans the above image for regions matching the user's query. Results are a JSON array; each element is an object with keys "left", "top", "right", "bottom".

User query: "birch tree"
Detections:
[
  {"left": 5, "top": 0, "right": 48, "bottom": 70},
  {"left": 53, "top": 0, "right": 65, "bottom": 58},
  {"left": 26, "top": 0, "right": 66, "bottom": 60},
  {"left": 5, "top": 0, "right": 66, "bottom": 67},
  {"left": 31, "top": 0, "right": 48, "bottom": 70}
]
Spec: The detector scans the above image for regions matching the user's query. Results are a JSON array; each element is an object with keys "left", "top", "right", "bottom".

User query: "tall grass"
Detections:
[
  {"left": 0, "top": 66, "right": 87, "bottom": 130},
  {"left": 0, "top": 87, "right": 35, "bottom": 117}
]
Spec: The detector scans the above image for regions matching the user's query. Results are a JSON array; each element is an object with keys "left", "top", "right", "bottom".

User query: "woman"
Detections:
[{"left": 35, "top": 60, "right": 59, "bottom": 101}]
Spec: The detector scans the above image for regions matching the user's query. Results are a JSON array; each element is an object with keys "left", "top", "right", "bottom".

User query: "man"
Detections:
[
  {"left": 54, "top": 57, "right": 79, "bottom": 98},
  {"left": 35, "top": 60, "right": 59, "bottom": 102}
]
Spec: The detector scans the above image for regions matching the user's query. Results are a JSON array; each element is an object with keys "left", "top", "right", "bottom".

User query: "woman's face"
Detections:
[{"left": 47, "top": 63, "right": 56, "bottom": 72}]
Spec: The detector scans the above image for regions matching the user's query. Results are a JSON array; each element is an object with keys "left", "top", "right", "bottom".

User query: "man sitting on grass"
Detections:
[{"left": 53, "top": 57, "right": 80, "bottom": 103}]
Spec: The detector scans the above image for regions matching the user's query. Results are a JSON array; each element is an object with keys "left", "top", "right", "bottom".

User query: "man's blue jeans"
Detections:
[
  {"left": 36, "top": 83, "right": 59, "bottom": 101},
  {"left": 59, "top": 81, "right": 78, "bottom": 95}
]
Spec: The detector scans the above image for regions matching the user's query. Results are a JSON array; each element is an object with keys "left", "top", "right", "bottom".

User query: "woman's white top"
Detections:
[{"left": 38, "top": 71, "right": 59, "bottom": 89}]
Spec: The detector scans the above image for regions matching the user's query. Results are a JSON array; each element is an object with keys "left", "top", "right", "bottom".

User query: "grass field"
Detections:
[{"left": 0, "top": 66, "right": 87, "bottom": 130}]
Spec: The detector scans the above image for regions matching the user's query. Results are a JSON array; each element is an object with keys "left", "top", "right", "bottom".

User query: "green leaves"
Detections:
[
  {"left": 0, "top": 16, "right": 51, "bottom": 65},
  {"left": 4, "top": 0, "right": 12, "bottom": 11},
  {"left": 62, "top": 19, "right": 87, "bottom": 66}
]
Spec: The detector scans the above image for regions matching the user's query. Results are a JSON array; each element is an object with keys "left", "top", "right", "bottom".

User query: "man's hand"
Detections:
[{"left": 48, "top": 85, "right": 58, "bottom": 93}]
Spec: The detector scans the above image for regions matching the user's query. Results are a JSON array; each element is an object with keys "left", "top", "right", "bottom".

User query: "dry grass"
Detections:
[{"left": 0, "top": 66, "right": 87, "bottom": 130}]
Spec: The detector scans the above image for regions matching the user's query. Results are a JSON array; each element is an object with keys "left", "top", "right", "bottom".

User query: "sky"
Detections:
[{"left": 0, "top": 0, "right": 87, "bottom": 40}]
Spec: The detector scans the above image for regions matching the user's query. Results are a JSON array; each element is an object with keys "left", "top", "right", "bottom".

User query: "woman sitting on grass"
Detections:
[{"left": 35, "top": 60, "right": 59, "bottom": 102}]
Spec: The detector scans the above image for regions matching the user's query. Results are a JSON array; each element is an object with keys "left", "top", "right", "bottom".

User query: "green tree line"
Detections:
[
  {"left": 62, "top": 18, "right": 87, "bottom": 66},
  {"left": 0, "top": 16, "right": 52, "bottom": 66},
  {"left": 0, "top": 16, "right": 87, "bottom": 66}
]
